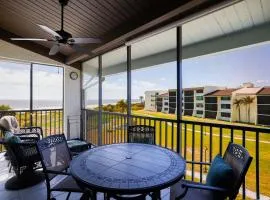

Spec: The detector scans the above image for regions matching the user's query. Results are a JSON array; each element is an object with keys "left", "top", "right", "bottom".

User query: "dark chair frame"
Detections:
[
  {"left": 128, "top": 125, "right": 155, "bottom": 145},
  {"left": 173, "top": 142, "right": 253, "bottom": 200},
  {"left": 2, "top": 127, "right": 43, "bottom": 176},
  {"left": 0, "top": 126, "right": 44, "bottom": 190},
  {"left": 37, "top": 134, "right": 86, "bottom": 200}
]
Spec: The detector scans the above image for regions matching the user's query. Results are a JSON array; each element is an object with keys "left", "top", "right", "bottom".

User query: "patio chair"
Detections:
[
  {"left": 128, "top": 125, "right": 155, "bottom": 144},
  {"left": 36, "top": 134, "right": 94, "bottom": 200},
  {"left": 170, "top": 142, "right": 253, "bottom": 200},
  {"left": 0, "top": 116, "right": 44, "bottom": 190}
]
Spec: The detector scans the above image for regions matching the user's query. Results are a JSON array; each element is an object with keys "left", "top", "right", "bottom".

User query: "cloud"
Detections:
[
  {"left": 160, "top": 77, "right": 166, "bottom": 81},
  {"left": 256, "top": 79, "right": 269, "bottom": 84},
  {"left": 0, "top": 66, "right": 63, "bottom": 100}
]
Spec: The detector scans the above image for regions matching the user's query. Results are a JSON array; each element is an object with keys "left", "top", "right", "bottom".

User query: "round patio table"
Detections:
[{"left": 70, "top": 143, "right": 186, "bottom": 198}]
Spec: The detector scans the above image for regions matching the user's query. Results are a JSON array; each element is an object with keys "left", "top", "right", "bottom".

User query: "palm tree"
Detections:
[
  {"left": 233, "top": 99, "right": 243, "bottom": 122},
  {"left": 242, "top": 96, "right": 255, "bottom": 123},
  {"left": 139, "top": 96, "right": 144, "bottom": 104}
]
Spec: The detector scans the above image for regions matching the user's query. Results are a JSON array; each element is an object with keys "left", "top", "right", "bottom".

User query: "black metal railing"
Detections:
[
  {"left": 0, "top": 109, "right": 64, "bottom": 151},
  {"left": 82, "top": 109, "right": 270, "bottom": 200}
]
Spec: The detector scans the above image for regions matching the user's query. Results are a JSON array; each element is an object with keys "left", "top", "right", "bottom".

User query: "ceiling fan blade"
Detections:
[
  {"left": 68, "top": 38, "right": 101, "bottom": 44},
  {"left": 49, "top": 44, "right": 60, "bottom": 56},
  {"left": 10, "top": 38, "right": 52, "bottom": 41},
  {"left": 37, "top": 24, "right": 62, "bottom": 39}
]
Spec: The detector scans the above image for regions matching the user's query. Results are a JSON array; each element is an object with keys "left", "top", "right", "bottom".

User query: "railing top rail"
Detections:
[
  {"left": 83, "top": 109, "right": 270, "bottom": 133},
  {"left": 0, "top": 108, "right": 63, "bottom": 113}
]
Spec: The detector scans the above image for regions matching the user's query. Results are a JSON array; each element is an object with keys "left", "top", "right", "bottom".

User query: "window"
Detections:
[
  {"left": 164, "top": 108, "right": 168, "bottom": 111},
  {"left": 164, "top": 102, "right": 169, "bottom": 106},
  {"left": 196, "top": 110, "right": 203, "bottom": 115},
  {"left": 196, "top": 103, "right": 203, "bottom": 108},
  {"left": 221, "top": 104, "right": 231, "bottom": 109},
  {"left": 196, "top": 96, "right": 203, "bottom": 101},
  {"left": 102, "top": 47, "right": 127, "bottom": 113},
  {"left": 33, "top": 64, "right": 63, "bottom": 109},
  {"left": 221, "top": 96, "right": 231, "bottom": 101},
  {"left": 0, "top": 60, "right": 30, "bottom": 110},
  {"left": 196, "top": 89, "right": 203, "bottom": 93},
  {"left": 221, "top": 112, "right": 231, "bottom": 118},
  {"left": 184, "top": 91, "right": 193, "bottom": 96},
  {"left": 82, "top": 57, "right": 99, "bottom": 110},
  {"left": 130, "top": 28, "right": 177, "bottom": 116}
]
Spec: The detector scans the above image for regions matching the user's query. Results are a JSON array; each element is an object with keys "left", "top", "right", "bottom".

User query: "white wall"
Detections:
[
  {"left": 64, "top": 66, "right": 81, "bottom": 139},
  {"left": 0, "top": 39, "right": 63, "bottom": 65}
]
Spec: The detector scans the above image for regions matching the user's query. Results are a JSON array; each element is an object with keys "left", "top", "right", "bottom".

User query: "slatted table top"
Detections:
[{"left": 70, "top": 143, "right": 185, "bottom": 194}]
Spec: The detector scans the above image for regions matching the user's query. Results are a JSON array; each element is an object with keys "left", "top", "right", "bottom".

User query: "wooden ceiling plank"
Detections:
[
  {"left": 114, "top": 0, "right": 137, "bottom": 16},
  {"left": 3, "top": 0, "right": 99, "bottom": 37},
  {"left": 42, "top": 0, "right": 106, "bottom": 34},
  {"left": 37, "top": 0, "right": 102, "bottom": 36},
  {"left": 99, "top": 0, "right": 129, "bottom": 21},
  {"left": 123, "top": 0, "right": 144, "bottom": 15},
  {"left": 69, "top": 1, "right": 113, "bottom": 31},
  {"left": 105, "top": 0, "right": 131, "bottom": 20},
  {"left": 82, "top": 0, "right": 122, "bottom": 25}
]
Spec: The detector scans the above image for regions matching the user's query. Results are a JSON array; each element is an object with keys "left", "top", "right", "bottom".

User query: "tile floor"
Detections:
[{"left": 0, "top": 153, "right": 170, "bottom": 200}]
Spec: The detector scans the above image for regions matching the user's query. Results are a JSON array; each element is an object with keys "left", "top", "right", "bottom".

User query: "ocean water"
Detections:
[
  {"left": 0, "top": 100, "right": 62, "bottom": 110},
  {"left": 0, "top": 99, "right": 141, "bottom": 110}
]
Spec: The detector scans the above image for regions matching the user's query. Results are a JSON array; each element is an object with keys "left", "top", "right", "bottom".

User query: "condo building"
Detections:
[
  {"left": 231, "top": 87, "right": 261, "bottom": 124},
  {"left": 156, "top": 93, "right": 169, "bottom": 113},
  {"left": 144, "top": 85, "right": 270, "bottom": 126},
  {"left": 204, "top": 89, "right": 237, "bottom": 121},
  {"left": 256, "top": 87, "right": 270, "bottom": 126},
  {"left": 144, "top": 90, "right": 167, "bottom": 111},
  {"left": 185, "top": 86, "right": 224, "bottom": 118}
]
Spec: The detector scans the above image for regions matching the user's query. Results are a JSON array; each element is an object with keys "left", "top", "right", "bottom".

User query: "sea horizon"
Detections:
[{"left": 0, "top": 99, "right": 140, "bottom": 110}]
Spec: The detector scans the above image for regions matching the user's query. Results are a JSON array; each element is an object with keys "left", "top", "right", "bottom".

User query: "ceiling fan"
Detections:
[{"left": 10, "top": 0, "right": 101, "bottom": 56}]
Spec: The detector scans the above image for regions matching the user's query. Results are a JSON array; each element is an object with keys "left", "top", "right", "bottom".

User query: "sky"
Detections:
[
  {"left": 1, "top": 42, "right": 270, "bottom": 101},
  {"left": 0, "top": 61, "right": 63, "bottom": 100},
  {"left": 86, "top": 42, "right": 270, "bottom": 100}
]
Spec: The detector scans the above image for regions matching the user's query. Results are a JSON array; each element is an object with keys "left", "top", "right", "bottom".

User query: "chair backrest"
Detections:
[
  {"left": 128, "top": 125, "right": 155, "bottom": 144},
  {"left": 37, "top": 134, "right": 71, "bottom": 179},
  {"left": 223, "top": 142, "right": 253, "bottom": 199}
]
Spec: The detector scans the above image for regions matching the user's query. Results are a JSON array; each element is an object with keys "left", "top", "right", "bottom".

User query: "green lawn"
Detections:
[
  {"left": 85, "top": 110, "right": 270, "bottom": 199},
  {"left": 131, "top": 110, "right": 270, "bottom": 198}
]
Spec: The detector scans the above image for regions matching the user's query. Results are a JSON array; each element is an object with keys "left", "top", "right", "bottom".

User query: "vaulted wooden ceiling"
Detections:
[{"left": 0, "top": 0, "right": 233, "bottom": 68}]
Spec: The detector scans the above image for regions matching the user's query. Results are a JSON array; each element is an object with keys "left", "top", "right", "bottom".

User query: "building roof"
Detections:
[
  {"left": 257, "top": 87, "right": 270, "bottom": 95},
  {"left": 183, "top": 87, "right": 204, "bottom": 91},
  {"left": 157, "top": 92, "right": 169, "bottom": 97},
  {"left": 233, "top": 87, "right": 262, "bottom": 95},
  {"left": 205, "top": 89, "right": 237, "bottom": 97}
]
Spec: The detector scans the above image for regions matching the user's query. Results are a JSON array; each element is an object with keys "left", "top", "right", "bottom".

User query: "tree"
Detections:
[
  {"left": 139, "top": 96, "right": 144, "bottom": 104},
  {"left": 233, "top": 99, "right": 243, "bottom": 122},
  {"left": 242, "top": 96, "right": 255, "bottom": 123},
  {"left": 0, "top": 104, "right": 11, "bottom": 111},
  {"left": 116, "top": 100, "right": 127, "bottom": 113}
]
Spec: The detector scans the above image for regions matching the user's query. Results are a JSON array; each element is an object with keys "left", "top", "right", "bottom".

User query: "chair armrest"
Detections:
[
  {"left": 15, "top": 133, "right": 40, "bottom": 141},
  {"left": 19, "top": 127, "right": 43, "bottom": 138},
  {"left": 182, "top": 182, "right": 228, "bottom": 193}
]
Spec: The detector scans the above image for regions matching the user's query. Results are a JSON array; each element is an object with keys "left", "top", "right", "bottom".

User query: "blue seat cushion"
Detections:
[
  {"left": 67, "top": 139, "right": 90, "bottom": 153},
  {"left": 206, "top": 155, "right": 234, "bottom": 198},
  {"left": 5, "top": 131, "right": 21, "bottom": 143}
]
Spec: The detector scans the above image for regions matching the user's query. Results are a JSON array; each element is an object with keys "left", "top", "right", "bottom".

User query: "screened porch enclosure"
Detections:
[{"left": 81, "top": 1, "right": 270, "bottom": 199}]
